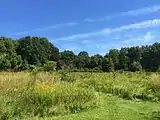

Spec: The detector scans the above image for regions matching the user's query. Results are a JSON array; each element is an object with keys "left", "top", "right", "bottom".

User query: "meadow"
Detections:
[{"left": 0, "top": 71, "right": 160, "bottom": 120}]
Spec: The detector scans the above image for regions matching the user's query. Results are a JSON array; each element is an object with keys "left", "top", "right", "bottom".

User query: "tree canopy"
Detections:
[{"left": 0, "top": 36, "right": 159, "bottom": 72}]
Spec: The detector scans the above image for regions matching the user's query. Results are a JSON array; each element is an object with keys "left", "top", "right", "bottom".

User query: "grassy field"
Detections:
[{"left": 0, "top": 72, "right": 160, "bottom": 120}]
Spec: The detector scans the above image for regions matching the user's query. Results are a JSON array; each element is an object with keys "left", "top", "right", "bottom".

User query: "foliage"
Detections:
[
  {"left": 77, "top": 72, "right": 160, "bottom": 101},
  {"left": 16, "top": 36, "right": 59, "bottom": 66},
  {"left": 151, "top": 111, "right": 160, "bottom": 120},
  {"left": 102, "top": 58, "right": 114, "bottom": 72},
  {"left": 129, "top": 61, "right": 142, "bottom": 72},
  {"left": 0, "top": 72, "right": 98, "bottom": 119},
  {"left": 60, "top": 50, "right": 76, "bottom": 69},
  {"left": 141, "top": 43, "right": 160, "bottom": 71},
  {"left": 59, "top": 70, "right": 76, "bottom": 82},
  {"left": 13, "top": 84, "right": 97, "bottom": 117},
  {"left": 119, "top": 48, "right": 128, "bottom": 70},
  {"left": 76, "top": 51, "right": 90, "bottom": 69},
  {"left": 0, "top": 37, "right": 22, "bottom": 71},
  {"left": 0, "top": 72, "right": 160, "bottom": 120},
  {"left": 0, "top": 36, "right": 160, "bottom": 72},
  {"left": 108, "top": 49, "right": 119, "bottom": 70},
  {"left": 43, "top": 61, "right": 57, "bottom": 72}
]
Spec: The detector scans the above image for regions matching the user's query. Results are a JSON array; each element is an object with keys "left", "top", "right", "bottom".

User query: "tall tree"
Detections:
[
  {"left": 90, "top": 54, "right": 103, "bottom": 70},
  {"left": 16, "top": 36, "right": 59, "bottom": 66},
  {"left": 0, "top": 37, "right": 22, "bottom": 70},
  {"left": 119, "top": 48, "right": 128, "bottom": 70},
  {"left": 127, "top": 46, "right": 141, "bottom": 63},
  {"left": 75, "top": 51, "right": 90, "bottom": 69},
  {"left": 141, "top": 43, "right": 160, "bottom": 71},
  {"left": 102, "top": 58, "right": 114, "bottom": 72},
  {"left": 60, "top": 50, "right": 76, "bottom": 69},
  {"left": 108, "top": 49, "right": 119, "bottom": 70}
]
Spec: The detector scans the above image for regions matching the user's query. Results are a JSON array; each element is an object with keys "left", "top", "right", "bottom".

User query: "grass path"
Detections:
[{"left": 27, "top": 94, "right": 160, "bottom": 120}]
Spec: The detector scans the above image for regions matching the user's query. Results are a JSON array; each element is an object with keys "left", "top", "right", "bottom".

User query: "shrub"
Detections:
[
  {"left": 43, "top": 61, "right": 57, "bottom": 72},
  {"left": 28, "top": 65, "right": 36, "bottom": 71}
]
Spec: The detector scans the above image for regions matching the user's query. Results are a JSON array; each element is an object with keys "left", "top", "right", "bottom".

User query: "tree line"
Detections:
[{"left": 0, "top": 36, "right": 160, "bottom": 72}]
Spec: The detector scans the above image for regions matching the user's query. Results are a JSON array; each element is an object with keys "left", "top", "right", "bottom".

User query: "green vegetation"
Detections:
[
  {"left": 0, "top": 36, "right": 160, "bottom": 72},
  {"left": 0, "top": 36, "right": 160, "bottom": 119},
  {"left": 0, "top": 72, "right": 160, "bottom": 120}
]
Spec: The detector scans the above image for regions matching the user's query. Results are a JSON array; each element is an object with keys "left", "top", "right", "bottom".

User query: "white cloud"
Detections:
[
  {"left": 81, "top": 40, "right": 90, "bottom": 43},
  {"left": 121, "top": 31, "right": 159, "bottom": 47},
  {"left": 13, "top": 22, "right": 78, "bottom": 36},
  {"left": 124, "top": 40, "right": 129, "bottom": 43},
  {"left": 54, "top": 19, "right": 160, "bottom": 54},
  {"left": 55, "top": 19, "right": 160, "bottom": 41},
  {"left": 121, "top": 5, "right": 160, "bottom": 16},
  {"left": 144, "top": 32, "right": 154, "bottom": 42},
  {"left": 12, "top": 5, "right": 160, "bottom": 36},
  {"left": 66, "top": 47, "right": 77, "bottom": 51},
  {"left": 107, "top": 19, "right": 160, "bottom": 32},
  {"left": 84, "top": 5, "right": 160, "bottom": 22},
  {"left": 84, "top": 19, "right": 95, "bottom": 22},
  {"left": 55, "top": 31, "right": 101, "bottom": 41}
]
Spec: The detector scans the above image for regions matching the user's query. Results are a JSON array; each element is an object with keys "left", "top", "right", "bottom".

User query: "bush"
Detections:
[
  {"left": 43, "top": 61, "right": 57, "bottom": 72},
  {"left": 28, "top": 65, "right": 36, "bottom": 71}
]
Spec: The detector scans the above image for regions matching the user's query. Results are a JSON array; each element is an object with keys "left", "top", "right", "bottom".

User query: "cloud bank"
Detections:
[{"left": 13, "top": 22, "right": 78, "bottom": 36}]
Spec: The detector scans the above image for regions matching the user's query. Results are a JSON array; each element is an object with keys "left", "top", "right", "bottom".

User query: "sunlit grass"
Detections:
[{"left": 0, "top": 71, "right": 160, "bottom": 120}]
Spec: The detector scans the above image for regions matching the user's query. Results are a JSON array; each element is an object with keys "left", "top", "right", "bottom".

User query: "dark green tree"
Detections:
[
  {"left": 0, "top": 37, "right": 22, "bottom": 70},
  {"left": 16, "top": 36, "right": 59, "bottom": 66},
  {"left": 108, "top": 49, "right": 119, "bottom": 70},
  {"left": 129, "top": 61, "right": 142, "bottom": 72},
  {"left": 141, "top": 43, "right": 160, "bottom": 71},
  {"left": 102, "top": 58, "right": 114, "bottom": 72},
  {"left": 75, "top": 51, "right": 90, "bottom": 69},
  {"left": 90, "top": 54, "right": 103, "bottom": 70},
  {"left": 0, "top": 36, "right": 159, "bottom": 72},
  {"left": 119, "top": 48, "right": 128, "bottom": 70},
  {"left": 127, "top": 46, "right": 141, "bottom": 63},
  {"left": 60, "top": 50, "right": 76, "bottom": 69}
]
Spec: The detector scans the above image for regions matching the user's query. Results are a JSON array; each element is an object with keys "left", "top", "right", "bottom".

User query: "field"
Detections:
[{"left": 0, "top": 72, "right": 160, "bottom": 120}]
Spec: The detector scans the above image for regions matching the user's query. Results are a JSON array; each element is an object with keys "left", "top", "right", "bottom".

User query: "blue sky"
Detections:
[{"left": 0, "top": 0, "right": 160, "bottom": 55}]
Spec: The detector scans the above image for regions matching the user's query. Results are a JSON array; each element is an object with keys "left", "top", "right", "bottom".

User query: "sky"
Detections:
[{"left": 0, "top": 0, "right": 160, "bottom": 55}]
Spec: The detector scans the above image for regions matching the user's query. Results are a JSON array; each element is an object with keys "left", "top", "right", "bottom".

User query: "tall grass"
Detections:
[
  {"left": 76, "top": 72, "right": 160, "bottom": 101},
  {"left": 0, "top": 72, "right": 99, "bottom": 119},
  {"left": 0, "top": 71, "right": 159, "bottom": 119}
]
